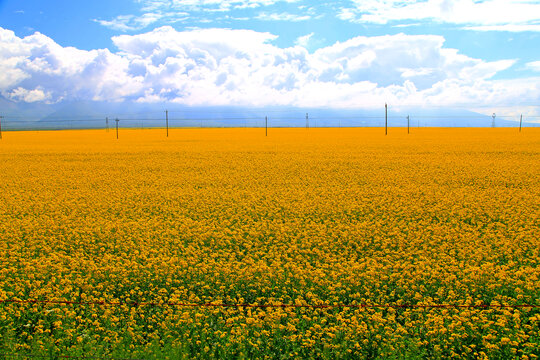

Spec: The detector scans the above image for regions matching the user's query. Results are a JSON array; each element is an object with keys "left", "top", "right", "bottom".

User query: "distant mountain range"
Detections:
[{"left": 1, "top": 97, "right": 534, "bottom": 130}]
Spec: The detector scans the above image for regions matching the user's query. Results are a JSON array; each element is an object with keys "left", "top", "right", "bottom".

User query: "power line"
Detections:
[
  {"left": 0, "top": 353, "right": 144, "bottom": 360},
  {"left": 1, "top": 299, "right": 538, "bottom": 309},
  {"left": 3, "top": 115, "right": 538, "bottom": 122}
]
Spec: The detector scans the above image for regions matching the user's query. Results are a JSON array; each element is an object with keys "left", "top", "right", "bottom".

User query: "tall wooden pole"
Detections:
[
  {"left": 265, "top": 116, "right": 268, "bottom": 136},
  {"left": 519, "top": 114, "right": 523, "bottom": 132},
  {"left": 115, "top": 118, "right": 119, "bottom": 139},
  {"left": 165, "top": 110, "right": 169, "bottom": 137},
  {"left": 407, "top": 115, "right": 410, "bottom": 134},
  {"left": 385, "top": 103, "right": 388, "bottom": 135}
]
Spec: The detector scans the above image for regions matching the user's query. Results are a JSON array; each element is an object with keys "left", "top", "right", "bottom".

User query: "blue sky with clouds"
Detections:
[{"left": 1, "top": 0, "right": 539, "bottom": 115}]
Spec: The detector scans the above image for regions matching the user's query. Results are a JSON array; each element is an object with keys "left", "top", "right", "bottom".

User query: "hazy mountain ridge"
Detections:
[{"left": 1, "top": 98, "right": 534, "bottom": 129}]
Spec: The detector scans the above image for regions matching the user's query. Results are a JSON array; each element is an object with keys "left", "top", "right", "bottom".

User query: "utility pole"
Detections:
[
  {"left": 519, "top": 114, "right": 523, "bottom": 132},
  {"left": 106, "top": 117, "right": 109, "bottom": 132},
  {"left": 306, "top": 113, "right": 309, "bottom": 129},
  {"left": 385, "top": 103, "right": 388, "bottom": 135},
  {"left": 407, "top": 115, "right": 410, "bottom": 134},
  {"left": 265, "top": 116, "right": 268, "bottom": 136},
  {"left": 165, "top": 110, "right": 169, "bottom": 137},
  {"left": 115, "top": 118, "right": 119, "bottom": 139}
]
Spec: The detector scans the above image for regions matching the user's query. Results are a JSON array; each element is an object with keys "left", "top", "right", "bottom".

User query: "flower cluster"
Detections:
[{"left": 0, "top": 128, "right": 539, "bottom": 359}]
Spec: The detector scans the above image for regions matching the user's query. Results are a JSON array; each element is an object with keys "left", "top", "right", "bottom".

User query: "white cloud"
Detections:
[
  {"left": 139, "top": 0, "right": 301, "bottom": 12},
  {"left": 340, "top": 0, "right": 540, "bottom": 29},
  {"left": 0, "top": 27, "right": 144, "bottom": 102},
  {"left": 0, "top": 26, "right": 537, "bottom": 112},
  {"left": 295, "top": 32, "right": 314, "bottom": 47},
  {"left": 96, "top": 0, "right": 304, "bottom": 29},
  {"left": 94, "top": 12, "right": 188, "bottom": 32},
  {"left": 256, "top": 12, "right": 311, "bottom": 21},
  {"left": 7, "top": 87, "right": 52, "bottom": 103},
  {"left": 465, "top": 24, "right": 540, "bottom": 32},
  {"left": 94, "top": 15, "right": 142, "bottom": 32},
  {"left": 96, "top": 0, "right": 540, "bottom": 33},
  {"left": 392, "top": 23, "right": 422, "bottom": 28},
  {"left": 526, "top": 61, "right": 540, "bottom": 71}
]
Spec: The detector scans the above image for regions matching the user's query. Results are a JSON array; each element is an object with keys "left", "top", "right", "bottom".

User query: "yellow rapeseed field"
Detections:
[{"left": 0, "top": 128, "right": 539, "bottom": 359}]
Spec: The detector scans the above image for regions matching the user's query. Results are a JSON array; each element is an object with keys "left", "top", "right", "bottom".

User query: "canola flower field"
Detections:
[{"left": 0, "top": 128, "right": 539, "bottom": 359}]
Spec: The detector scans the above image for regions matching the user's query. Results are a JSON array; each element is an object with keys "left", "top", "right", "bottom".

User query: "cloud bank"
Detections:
[{"left": 0, "top": 26, "right": 538, "bottom": 110}]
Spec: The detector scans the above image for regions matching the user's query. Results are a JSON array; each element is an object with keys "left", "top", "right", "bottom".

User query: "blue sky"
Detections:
[{"left": 0, "top": 0, "right": 539, "bottom": 116}]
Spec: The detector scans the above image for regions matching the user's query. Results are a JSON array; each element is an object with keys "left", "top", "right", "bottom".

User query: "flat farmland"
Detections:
[{"left": 0, "top": 128, "right": 539, "bottom": 359}]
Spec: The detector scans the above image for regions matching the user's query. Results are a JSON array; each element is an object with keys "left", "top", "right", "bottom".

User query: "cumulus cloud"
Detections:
[
  {"left": 1, "top": 26, "right": 537, "bottom": 110},
  {"left": 7, "top": 87, "right": 52, "bottom": 103},
  {"left": 339, "top": 0, "right": 540, "bottom": 29},
  {"left": 0, "top": 28, "right": 144, "bottom": 103}
]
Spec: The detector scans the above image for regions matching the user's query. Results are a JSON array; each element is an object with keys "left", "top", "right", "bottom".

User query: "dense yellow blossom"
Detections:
[{"left": 0, "top": 128, "right": 539, "bottom": 359}]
